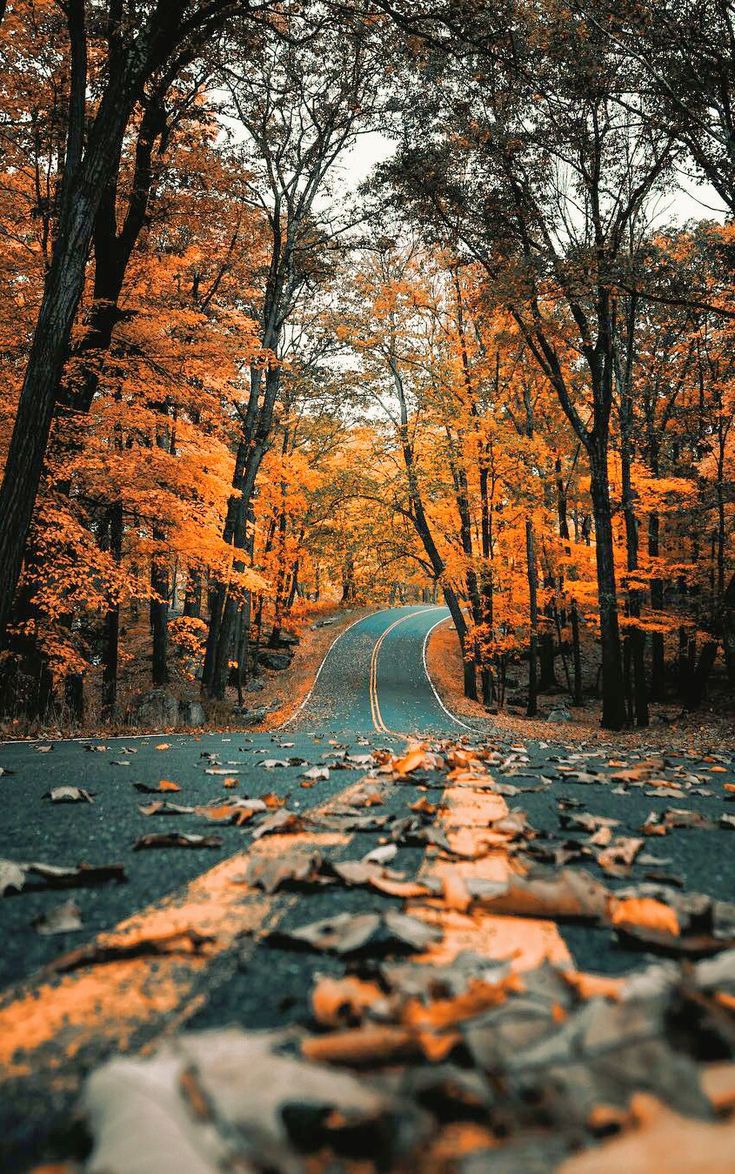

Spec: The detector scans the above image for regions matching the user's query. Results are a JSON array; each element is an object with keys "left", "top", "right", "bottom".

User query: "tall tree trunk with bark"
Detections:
[
  {"left": 526, "top": 518, "right": 539, "bottom": 717},
  {"left": 588, "top": 441, "right": 627, "bottom": 729},
  {"left": 101, "top": 500, "right": 123, "bottom": 718}
]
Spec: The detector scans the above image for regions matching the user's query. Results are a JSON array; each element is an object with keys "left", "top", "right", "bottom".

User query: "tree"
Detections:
[
  {"left": 381, "top": 6, "right": 674, "bottom": 727},
  {"left": 0, "top": 0, "right": 276, "bottom": 645},
  {"left": 202, "top": 12, "right": 382, "bottom": 697}
]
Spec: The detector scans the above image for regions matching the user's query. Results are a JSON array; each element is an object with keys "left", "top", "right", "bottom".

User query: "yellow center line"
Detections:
[
  {"left": 0, "top": 777, "right": 382, "bottom": 1081},
  {"left": 409, "top": 773, "right": 571, "bottom": 973},
  {"left": 369, "top": 608, "right": 441, "bottom": 736}
]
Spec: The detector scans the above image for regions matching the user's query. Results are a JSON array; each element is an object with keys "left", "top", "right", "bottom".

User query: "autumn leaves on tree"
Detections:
[{"left": 0, "top": 0, "right": 733, "bottom": 732}]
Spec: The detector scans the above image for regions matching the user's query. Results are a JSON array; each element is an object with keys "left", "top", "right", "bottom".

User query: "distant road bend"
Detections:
[{"left": 287, "top": 604, "right": 473, "bottom": 737}]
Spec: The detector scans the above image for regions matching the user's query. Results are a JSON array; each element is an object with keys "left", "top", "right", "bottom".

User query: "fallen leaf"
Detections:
[
  {"left": 138, "top": 801, "right": 196, "bottom": 817},
  {"left": 81, "top": 1029, "right": 396, "bottom": 1170},
  {"left": 0, "top": 859, "right": 26, "bottom": 896},
  {"left": 246, "top": 850, "right": 325, "bottom": 893},
  {"left": 302, "top": 1025, "right": 415, "bottom": 1066},
  {"left": 134, "top": 781, "right": 181, "bottom": 795},
  {"left": 261, "top": 792, "right": 286, "bottom": 808},
  {"left": 411, "top": 796, "right": 437, "bottom": 816},
  {"left": 133, "top": 833, "right": 223, "bottom": 850},
  {"left": 44, "top": 786, "right": 95, "bottom": 804},
  {"left": 33, "top": 899, "right": 83, "bottom": 935},
  {"left": 268, "top": 909, "right": 442, "bottom": 956},
  {"left": 311, "top": 975, "right": 384, "bottom": 1027},
  {"left": 597, "top": 837, "right": 644, "bottom": 877},
  {"left": 392, "top": 747, "right": 427, "bottom": 775},
  {"left": 609, "top": 896, "right": 680, "bottom": 937},
  {"left": 251, "top": 809, "right": 305, "bottom": 839},
  {"left": 363, "top": 843, "right": 398, "bottom": 865},
  {"left": 472, "top": 868, "right": 609, "bottom": 921},
  {"left": 302, "top": 766, "right": 329, "bottom": 782},
  {"left": 1, "top": 860, "right": 126, "bottom": 893}
]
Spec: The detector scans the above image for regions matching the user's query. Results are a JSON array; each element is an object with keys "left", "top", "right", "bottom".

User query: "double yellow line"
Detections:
[{"left": 369, "top": 608, "right": 439, "bottom": 735}]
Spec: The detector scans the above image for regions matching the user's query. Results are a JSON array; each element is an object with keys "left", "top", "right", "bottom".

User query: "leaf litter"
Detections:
[{"left": 17, "top": 733, "right": 735, "bottom": 1169}]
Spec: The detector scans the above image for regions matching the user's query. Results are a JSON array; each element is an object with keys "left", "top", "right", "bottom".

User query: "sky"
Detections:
[{"left": 338, "top": 130, "right": 729, "bottom": 228}]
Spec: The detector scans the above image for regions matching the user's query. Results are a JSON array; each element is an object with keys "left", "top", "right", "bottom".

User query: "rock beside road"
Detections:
[
  {"left": 129, "top": 690, "right": 207, "bottom": 729},
  {"left": 130, "top": 688, "right": 179, "bottom": 728}
]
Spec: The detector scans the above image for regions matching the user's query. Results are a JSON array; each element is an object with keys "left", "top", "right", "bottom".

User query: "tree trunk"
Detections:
[
  {"left": 183, "top": 569, "right": 202, "bottom": 619},
  {"left": 442, "top": 585, "right": 477, "bottom": 702},
  {"left": 0, "top": 56, "right": 148, "bottom": 642},
  {"left": 647, "top": 510, "right": 665, "bottom": 701},
  {"left": 101, "top": 500, "right": 123, "bottom": 718},
  {"left": 589, "top": 447, "right": 627, "bottom": 729},
  {"left": 204, "top": 367, "right": 281, "bottom": 700},
  {"left": 150, "top": 532, "right": 169, "bottom": 687},
  {"left": 571, "top": 600, "right": 583, "bottom": 706},
  {"left": 526, "top": 518, "right": 539, "bottom": 717}
]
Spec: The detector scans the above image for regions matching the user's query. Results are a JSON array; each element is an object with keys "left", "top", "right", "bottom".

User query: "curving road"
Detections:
[
  {"left": 2, "top": 606, "right": 735, "bottom": 1170},
  {"left": 0, "top": 607, "right": 466, "bottom": 992},
  {"left": 287, "top": 604, "right": 472, "bottom": 737}
]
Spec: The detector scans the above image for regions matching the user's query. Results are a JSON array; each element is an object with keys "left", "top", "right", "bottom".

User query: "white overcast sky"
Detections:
[{"left": 338, "top": 130, "right": 729, "bottom": 227}]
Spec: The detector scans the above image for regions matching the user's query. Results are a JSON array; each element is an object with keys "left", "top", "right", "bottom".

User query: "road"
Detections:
[{"left": 1, "top": 604, "right": 734, "bottom": 1170}]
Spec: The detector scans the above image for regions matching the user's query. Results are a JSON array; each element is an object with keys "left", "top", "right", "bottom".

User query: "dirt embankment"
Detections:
[
  {"left": 255, "top": 606, "right": 372, "bottom": 730},
  {"left": 426, "top": 617, "right": 735, "bottom": 754}
]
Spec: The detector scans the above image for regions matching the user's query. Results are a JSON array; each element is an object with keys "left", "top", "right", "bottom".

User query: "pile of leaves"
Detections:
[{"left": 77, "top": 949, "right": 735, "bottom": 1172}]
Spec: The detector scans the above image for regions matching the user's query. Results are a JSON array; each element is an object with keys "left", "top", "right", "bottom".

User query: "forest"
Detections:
[{"left": 0, "top": 0, "right": 733, "bottom": 733}]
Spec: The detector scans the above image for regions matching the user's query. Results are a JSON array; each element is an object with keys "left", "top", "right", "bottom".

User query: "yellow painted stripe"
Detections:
[
  {"left": 0, "top": 779, "right": 376, "bottom": 1080},
  {"left": 409, "top": 768, "right": 571, "bottom": 973},
  {"left": 369, "top": 608, "right": 440, "bottom": 735}
]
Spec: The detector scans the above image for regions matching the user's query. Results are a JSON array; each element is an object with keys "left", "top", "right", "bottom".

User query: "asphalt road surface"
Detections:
[{"left": 1, "top": 604, "right": 734, "bottom": 1170}]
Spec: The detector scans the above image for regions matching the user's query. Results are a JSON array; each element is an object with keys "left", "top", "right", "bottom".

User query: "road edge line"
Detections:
[
  {"left": 276, "top": 610, "right": 378, "bottom": 730},
  {"left": 421, "top": 616, "right": 479, "bottom": 734}
]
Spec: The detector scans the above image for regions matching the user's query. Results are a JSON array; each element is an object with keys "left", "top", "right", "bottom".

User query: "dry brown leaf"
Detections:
[
  {"left": 311, "top": 975, "right": 383, "bottom": 1027},
  {"left": 597, "top": 837, "right": 644, "bottom": 877},
  {"left": 392, "top": 747, "right": 427, "bottom": 775},
  {"left": 133, "top": 832, "right": 223, "bottom": 851},
  {"left": 561, "top": 970, "right": 626, "bottom": 1001},
  {"left": 609, "top": 896, "right": 680, "bottom": 937},
  {"left": 134, "top": 780, "right": 181, "bottom": 795},
  {"left": 473, "top": 868, "right": 609, "bottom": 921},
  {"left": 403, "top": 977, "right": 518, "bottom": 1032},
  {"left": 261, "top": 792, "right": 286, "bottom": 809},
  {"left": 138, "top": 800, "right": 195, "bottom": 817},
  {"left": 251, "top": 810, "right": 304, "bottom": 839},
  {"left": 45, "top": 786, "right": 95, "bottom": 804},
  {"left": 33, "top": 899, "right": 83, "bottom": 935},
  {"left": 359, "top": 789, "right": 384, "bottom": 807},
  {"left": 301, "top": 1025, "right": 415, "bottom": 1066},
  {"left": 410, "top": 796, "right": 437, "bottom": 816}
]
